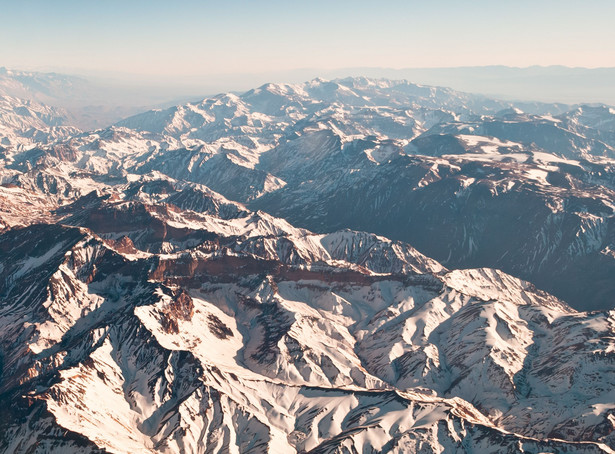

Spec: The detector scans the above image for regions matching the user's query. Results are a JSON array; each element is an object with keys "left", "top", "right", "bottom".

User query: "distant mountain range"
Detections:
[
  {"left": 2, "top": 75, "right": 615, "bottom": 452},
  {"left": 0, "top": 67, "right": 202, "bottom": 130},
  {"left": 2, "top": 65, "right": 614, "bottom": 130},
  {"left": 326, "top": 66, "right": 615, "bottom": 105}
]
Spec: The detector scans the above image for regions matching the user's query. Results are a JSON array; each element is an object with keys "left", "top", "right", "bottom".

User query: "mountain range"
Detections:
[{"left": 1, "top": 73, "right": 615, "bottom": 452}]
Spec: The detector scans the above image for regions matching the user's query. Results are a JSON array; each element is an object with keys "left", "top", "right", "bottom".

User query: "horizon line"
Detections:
[{"left": 3, "top": 64, "right": 615, "bottom": 81}]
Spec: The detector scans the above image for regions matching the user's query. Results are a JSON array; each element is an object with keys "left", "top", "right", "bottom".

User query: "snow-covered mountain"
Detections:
[
  {"left": 0, "top": 95, "right": 79, "bottom": 149},
  {"left": 0, "top": 67, "right": 199, "bottom": 130},
  {"left": 2, "top": 76, "right": 615, "bottom": 452},
  {"left": 6, "top": 76, "right": 612, "bottom": 310},
  {"left": 2, "top": 184, "right": 615, "bottom": 453}
]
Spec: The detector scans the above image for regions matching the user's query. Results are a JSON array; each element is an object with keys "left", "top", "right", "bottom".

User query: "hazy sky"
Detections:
[{"left": 2, "top": 0, "right": 614, "bottom": 77}]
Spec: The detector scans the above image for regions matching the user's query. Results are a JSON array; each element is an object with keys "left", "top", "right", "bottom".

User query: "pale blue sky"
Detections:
[{"left": 2, "top": 0, "right": 614, "bottom": 77}]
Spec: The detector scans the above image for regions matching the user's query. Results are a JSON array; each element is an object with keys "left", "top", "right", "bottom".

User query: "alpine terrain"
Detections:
[{"left": 1, "top": 75, "right": 615, "bottom": 453}]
